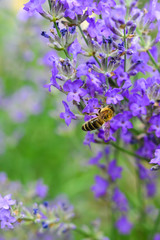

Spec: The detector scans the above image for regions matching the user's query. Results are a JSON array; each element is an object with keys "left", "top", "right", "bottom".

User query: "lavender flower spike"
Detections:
[{"left": 60, "top": 101, "right": 77, "bottom": 126}]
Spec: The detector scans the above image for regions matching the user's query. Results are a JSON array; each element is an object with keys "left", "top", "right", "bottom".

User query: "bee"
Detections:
[{"left": 82, "top": 105, "right": 114, "bottom": 132}]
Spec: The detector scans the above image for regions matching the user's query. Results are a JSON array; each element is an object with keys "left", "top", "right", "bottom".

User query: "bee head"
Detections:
[{"left": 107, "top": 105, "right": 115, "bottom": 113}]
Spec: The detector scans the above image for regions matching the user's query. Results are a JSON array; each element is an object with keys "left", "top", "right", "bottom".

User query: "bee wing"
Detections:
[{"left": 102, "top": 121, "right": 110, "bottom": 141}]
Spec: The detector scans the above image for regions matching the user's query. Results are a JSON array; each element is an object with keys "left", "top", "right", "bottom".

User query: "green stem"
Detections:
[
  {"left": 18, "top": 217, "right": 34, "bottom": 222},
  {"left": 106, "top": 77, "right": 109, "bottom": 89},
  {"left": 93, "top": 55, "right": 101, "bottom": 67},
  {"left": 53, "top": 21, "right": 71, "bottom": 59},
  {"left": 114, "top": 130, "right": 120, "bottom": 159},
  {"left": 78, "top": 25, "right": 88, "bottom": 45},
  {"left": 78, "top": 25, "right": 101, "bottom": 67},
  {"left": 147, "top": 50, "right": 160, "bottom": 73},
  {"left": 110, "top": 142, "right": 149, "bottom": 162},
  {"left": 63, "top": 49, "right": 71, "bottom": 59},
  {"left": 54, "top": 21, "right": 61, "bottom": 38},
  {"left": 123, "top": 28, "right": 127, "bottom": 72},
  {"left": 136, "top": 28, "right": 160, "bottom": 73}
]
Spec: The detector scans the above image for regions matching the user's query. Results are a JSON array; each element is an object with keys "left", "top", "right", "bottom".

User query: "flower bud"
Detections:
[
  {"left": 128, "top": 70, "right": 137, "bottom": 76},
  {"left": 126, "top": 49, "right": 133, "bottom": 55},
  {"left": 108, "top": 23, "right": 123, "bottom": 37},
  {"left": 129, "top": 1, "right": 138, "bottom": 14},
  {"left": 128, "top": 60, "right": 143, "bottom": 72},
  {"left": 101, "top": 36, "right": 113, "bottom": 55},
  {"left": 131, "top": 11, "right": 140, "bottom": 21},
  {"left": 41, "top": 31, "right": 50, "bottom": 39},
  {"left": 147, "top": 83, "right": 160, "bottom": 102},
  {"left": 129, "top": 23, "right": 136, "bottom": 34},
  {"left": 126, "top": 21, "right": 134, "bottom": 27}
]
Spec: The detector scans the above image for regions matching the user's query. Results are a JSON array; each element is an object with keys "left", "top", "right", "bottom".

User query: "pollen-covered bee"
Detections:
[{"left": 82, "top": 105, "right": 114, "bottom": 132}]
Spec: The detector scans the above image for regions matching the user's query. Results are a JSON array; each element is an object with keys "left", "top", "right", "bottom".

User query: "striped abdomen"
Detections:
[{"left": 82, "top": 117, "right": 104, "bottom": 131}]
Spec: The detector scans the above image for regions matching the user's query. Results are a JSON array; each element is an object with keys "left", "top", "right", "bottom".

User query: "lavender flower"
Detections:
[
  {"left": 89, "top": 151, "right": 103, "bottom": 166},
  {"left": 60, "top": 101, "right": 76, "bottom": 126},
  {"left": 0, "top": 195, "right": 15, "bottom": 210},
  {"left": 112, "top": 188, "right": 128, "bottom": 212},
  {"left": 108, "top": 159, "right": 122, "bottom": 181},
  {"left": 24, "top": 0, "right": 46, "bottom": 14},
  {"left": 148, "top": 115, "right": 160, "bottom": 137},
  {"left": 91, "top": 176, "right": 108, "bottom": 198},
  {"left": 105, "top": 88, "right": 124, "bottom": 104},
  {"left": 0, "top": 209, "right": 16, "bottom": 229},
  {"left": 146, "top": 181, "right": 156, "bottom": 197},
  {"left": 35, "top": 180, "right": 48, "bottom": 198},
  {"left": 150, "top": 149, "right": 160, "bottom": 165},
  {"left": 115, "top": 216, "right": 133, "bottom": 235},
  {"left": 0, "top": 195, "right": 16, "bottom": 229},
  {"left": 83, "top": 132, "right": 95, "bottom": 148},
  {"left": 63, "top": 80, "right": 86, "bottom": 103},
  {"left": 154, "top": 234, "right": 160, "bottom": 240}
]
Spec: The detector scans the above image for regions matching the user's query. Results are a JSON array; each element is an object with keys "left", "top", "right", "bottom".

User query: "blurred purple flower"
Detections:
[
  {"left": 0, "top": 195, "right": 16, "bottom": 210},
  {"left": 88, "top": 151, "right": 104, "bottom": 167},
  {"left": 148, "top": 115, "right": 160, "bottom": 138},
  {"left": 108, "top": 159, "right": 122, "bottom": 181},
  {"left": 112, "top": 188, "right": 128, "bottom": 212},
  {"left": 60, "top": 101, "right": 76, "bottom": 126},
  {"left": 35, "top": 180, "right": 48, "bottom": 198},
  {"left": 0, "top": 173, "right": 7, "bottom": 184},
  {"left": 0, "top": 209, "right": 16, "bottom": 229},
  {"left": 146, "top": 181, "right": 156, "bottom": 197},
  {"left": 137, "top": 136, "right": 156, "bottom": 159},
  {"left": 115, "top": 216, "right": 133, "bottom": 235},
  {"left": 2, "top": 87, "right": 43, "bottom": 123},
  {"left": 91, "top": 176, "right": 108, "bottom": 198},
  {"left": 23, "top": 0, "right": 46, "bottom": 14},
  {"left": 138, "top": 163, "right": 150, "bottom": 180},
  {"left": 154, "top": 234, "right": 160, "bottom": 240},
  {"left": 150, "top": 149, "right": 160, "bottom": 165},
  {"left": 83, "top": 132, "right": 95, "bottom": 148}
]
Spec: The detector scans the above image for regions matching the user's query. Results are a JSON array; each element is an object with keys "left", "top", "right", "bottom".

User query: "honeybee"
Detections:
[{"left": 82, "top": 105, "right": 114, "bottom": 132}]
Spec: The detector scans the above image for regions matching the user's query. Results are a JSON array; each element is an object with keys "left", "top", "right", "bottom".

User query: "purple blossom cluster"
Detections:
[
  {"left": 0, "top": 173, "right": 109, "bottom": 240},
  {"left": 23, "top": 0, "right": 160, "bottom": 165},
  {"left": 0, "top": 194, "right": 16, "bottom": 229}
]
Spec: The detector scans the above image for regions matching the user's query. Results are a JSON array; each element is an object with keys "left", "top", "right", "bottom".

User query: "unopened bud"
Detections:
[
  {"left": 147, "top": 83, "right": 160, "bottom": 102},
  {"left": 129, "top": 23, "right": 136, "bottom": 34},
  {"left": 126, "top": 21, "right": 134, "bottom": 26},
  {"left": 128, "top": 60, "right": 142, "bottom": 72},
  {"left": 131, "top": 11, "right": 140, "bottom": 21},
  {"left": 108, "top": 24, "right": 123, "bottom": 37}
]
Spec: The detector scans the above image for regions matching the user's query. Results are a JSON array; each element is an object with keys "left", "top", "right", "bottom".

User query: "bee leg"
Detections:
[
  {"left": 93, "top": 107, "right": 101, "bottom": 113},
  {"left": 83, "top": 112, "right": 99, "bottom": 116}
]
